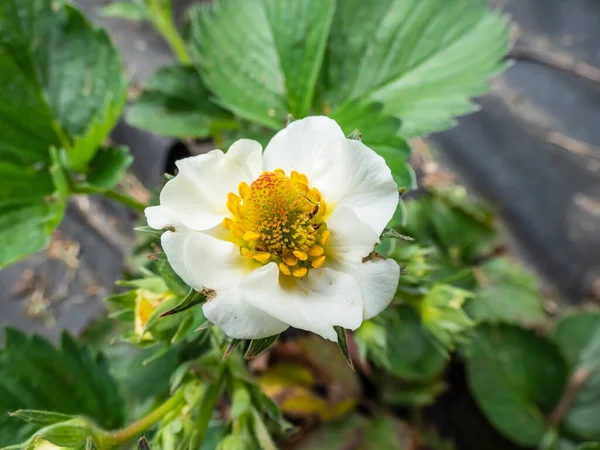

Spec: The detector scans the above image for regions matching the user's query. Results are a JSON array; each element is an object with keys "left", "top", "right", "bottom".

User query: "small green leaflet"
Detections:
[
  {"left": 244, "top": 334, "right": 280, "bottom": 359},
  {"left": 334, "top": 326, "right": 354, "bottom": 370},
  {"left": 160, "top": 289, "right": 206, "bottom": 317}
]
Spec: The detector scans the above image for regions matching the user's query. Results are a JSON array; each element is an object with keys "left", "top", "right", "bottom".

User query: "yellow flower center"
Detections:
[{"left": 224, "top": 169, "right": 330, "bottom": 277}]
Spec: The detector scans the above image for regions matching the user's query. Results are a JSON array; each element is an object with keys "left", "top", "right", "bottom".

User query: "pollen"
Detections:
[{"left": 224, "top": 169, "right": 331, "bottom": 276}]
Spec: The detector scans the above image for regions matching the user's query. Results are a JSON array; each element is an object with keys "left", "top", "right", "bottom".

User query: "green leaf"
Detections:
[
  {"left": 467, "top": 257, "right": 546, "bottom": 325},
  {"left": 191, "top": 373, "right": 225, "bottom": 450},
  {"left": 293, "top": 415, "right": 413, "bottom": 450},
  {"left": 160, "top": 289, "right": 206, "bottom": 317},
  {"left": 333, "top": 326, "right": 354, "bottom": 370},
  {"left": 223, "top": 339, "right": 243, "bottom": 361},
  {"left": 83, "top": 146, "right": 133, "bottom": 192},
  {"left": 0, "top": 155, "right": 67, "bottom": 268},
  {"left": 358, "top": 415, "right": 412, "bottom": 450},
  {"left": 101, "top": 1, "right": 150, "bottom": 21},
  {"left": 9, "top": 411, "right": 72, "bottom": 427},
  {"left": 553, "top": 311, "right": 600, "bottom": 370},
  {"left": 230, "top": 381, "right": 252, "bottom": 420},
  {"left": 244, "top": 334, "right": 280, "bottom": 360},
  {"left": 86, "top": 436, "right": 99, "bottom": 450},
  {"left": 356, "top": 305, "right": 447, "bottom": 382},
  {"left": 188, "top": 0, "right": 335, "bottom": 126},
  {"left": 35, "top": 422, "right": 90, "bottom": 448},
  {"left": 579, "top": 444, "right": 600, "bottom": 450},
  {"left": 251, "top": 408, "right": 277, "bottom": 450},
  {"left": 0, "top": 330, "right": 125, "bottom": 447},
  {"left": 466, "top": 324, "right": 568, "bottom": 447},
  {"left": 324, "top": 0, "right": 511, "bottom": 137},
  {"left": 127, "top": 64, "right": 236, "bottom": 138},
  {"left": 0, "top": 0, "right": 127, "bottom": 170},
  {"left": 552, "top": 312, "right": 600, "bottom": 441}
]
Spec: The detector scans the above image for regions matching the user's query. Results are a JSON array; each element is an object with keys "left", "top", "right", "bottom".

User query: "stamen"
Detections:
[
  {"left": 282, "top": 253, "right": 298, "bottom": 266},
  {"left": 238, "top": 181, "right": 250, "bottom": 199},
  {"left": 311, "top": 255, "right": 326, "bottom": 268},
  {"left": 279, "top": 263, "right": 291, "bottom": 275},
  {"left": 293, "top": 250, "right": 308, "bottom": 261},
  {"left": 292, "top": 267, "right": 308, "bottom": 278},
  {"left": 253, "top": 252, "right": 271, "bottom": 262},
  {"left": 320, "top": 199, "right": 327, "bottom": 216},
  {"left": 227, "top": 193, "right": 241, "bottom": 216},
  {"left": 241, "top": 247, "right": 254, "bottom": 258},
  {"left": 307, "top": 245, "right": 324, "bottom": 256},
  {"left": 243, "top": 231, "right": 261, "bottom": 242},
  {"left": 224, "top": 170, "right": 330, "bottom": 276}
]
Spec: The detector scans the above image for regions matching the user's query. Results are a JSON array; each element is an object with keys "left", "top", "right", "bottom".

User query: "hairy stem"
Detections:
[
  {"left": 102, "top": 388, "right": 185, "bottom": 447},
  {"left": 547, "top": 367, "right": 591, "bottom": 427},
  {"left": 105, "top": 188, "right": 147, "bottom": 213},
  {"left": 147, "top": 0, "right": 191, "bottom": 64}
]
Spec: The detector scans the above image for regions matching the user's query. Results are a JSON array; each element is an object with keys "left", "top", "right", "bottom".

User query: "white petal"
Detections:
[
  {"left": 241, "top": 263, "right": 363, "bottom": 341},
  {"left": 162, "top": 230, "right": 287, "bottom": 339},
  {"left": 324, "top": 139, "right": 398, "bottom": 236},
  {"left": 263, "top": 116, "right": 345, "bottom": 178},
  {"left": 159, "top": 139, "right": 263, "bottom": 231},
  {"left": 203, "top": 290, "right": 289, "bottom": 339},
  {"left": 326, "top": 206, "right": 380, "bottom": 264},
  {"left": 161, "top": 229, "right": 195, "bottom": 286},
  {"left": 162, "top": 229, "right": 250, "bottom": 292},
  {"left": 145, "top": 205, "right": 182, "bottom": 229},
  {"left": 326, "top": 207, "right": 400, "bottom": 320},
  {"left": 349, "top": 258, "right": 400, "bottom": 320},
  {"left": 263, "top": 117, "right": 397, "bottom": 235}
]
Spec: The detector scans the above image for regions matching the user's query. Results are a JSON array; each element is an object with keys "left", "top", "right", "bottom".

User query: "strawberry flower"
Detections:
[{"left": 146, "top": 117, "right": 400, "bottom": 341}]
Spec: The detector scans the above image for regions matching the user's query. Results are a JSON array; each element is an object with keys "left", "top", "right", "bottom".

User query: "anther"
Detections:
[
  {"left": 292, "top": 267, "right": 308, "bottom": 278},
  {"left": 311, "top": 255, "right": 326, "bottom": 268},
  {"left": 307, "top": 245, "right": 324, "bottom": 257},
  {"left": 243, "top": 231, "right": 261, "bottom": 242},
  {"left": 279, "top": 263, "right": 291, "bottom": 275},
  {"left": 253, "top": 252, "right": 271, "bottom": 262},
  {"left": 282, "top": 253, "right": 298, "bottom": 266},
  {"left": 238, "top": 181, "right": 250, "bottom": 199},
  {"left": 241, "top": 248, "right": 254, "bottom": 259},
  {"left": 293, "top": 250, "right": 308, "bottom": 261},
  {"left": 320, "top": 230, "right": 331, "bottom": 245}
]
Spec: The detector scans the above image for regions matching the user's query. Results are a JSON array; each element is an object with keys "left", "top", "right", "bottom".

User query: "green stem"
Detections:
[
  {"left": 102, "top": 389, "right": 185, "bottom": 447},
  {"left": 105, "top": 189, "right": 147, "bottom": 213},
  {"left": 148, "top": 0, "right": 191, "bottom": 64}
]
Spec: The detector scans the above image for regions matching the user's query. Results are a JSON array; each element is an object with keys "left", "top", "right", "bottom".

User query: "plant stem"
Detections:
[
  {"left": 102, "top": 388, "right": 185, "bottom": 447},
  {"left": 547, "top": 367, "right": 591, "bottom": 427},
  {"left": 147, "top": 0, "right": 191, "bottom": 64},
  {"left": 105, "top": 189, "right": 147, "bottom": 213}
]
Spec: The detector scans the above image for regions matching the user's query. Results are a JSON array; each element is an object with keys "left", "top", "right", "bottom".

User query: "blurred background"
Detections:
[{"left": 0, "top": 0, "right": 599, "bottom": 343}]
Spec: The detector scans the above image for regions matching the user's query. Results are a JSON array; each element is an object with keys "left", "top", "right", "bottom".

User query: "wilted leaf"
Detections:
[{"left": 260, "top": 335, "right": 361, "bottom": 421}]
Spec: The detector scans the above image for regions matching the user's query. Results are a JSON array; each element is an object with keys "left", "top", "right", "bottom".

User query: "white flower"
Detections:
[{"left": 146, "top": 116, "right": 400, "bottom": 341}]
